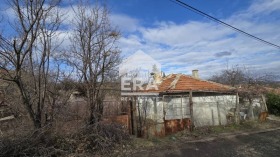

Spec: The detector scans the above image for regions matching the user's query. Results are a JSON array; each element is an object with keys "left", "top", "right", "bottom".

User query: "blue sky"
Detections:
[
  {"left": 107, "top": 0, "right": 252, "bottom": 28},
  {"left": 1, "top": 0, "right": 280, "bottom": 79},
  {"left": 105, "top": 0, "right": 280, "bottom": 78}
]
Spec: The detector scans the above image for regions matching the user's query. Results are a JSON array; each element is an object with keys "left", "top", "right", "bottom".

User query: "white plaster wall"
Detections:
[
  {"left": 137, "top": 94, "right": 236, "bottom": 127},
  {"left": 193, "top": 95, "right": 236, "bottom": 126},
  {"left": 137, "top": 96, "right": 189, "bottom": 122},
  {"left": 137, "top": 97, "right": 164, "bottom": 123},
  {"left": 242, "top": 98, "right": 261, "bottom": 107}
]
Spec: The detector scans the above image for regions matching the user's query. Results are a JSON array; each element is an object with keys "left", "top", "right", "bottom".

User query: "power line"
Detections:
[{"left": 170, "top": 0, "right": 280, "bottom": 49}]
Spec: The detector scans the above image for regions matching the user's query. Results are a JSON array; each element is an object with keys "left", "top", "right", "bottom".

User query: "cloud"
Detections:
[
  {"left": 118, "top": 0, "right": 280, "bottom": 79},
  {"left": 110, "top": 14, "right": 140, "bottom": 33},
  {"left": 247, "top": 0, "right": 280, "bottom": 15},
  {"left": 214, "top": 51, "right": 232, "bottom": 58},
  {"left": 1, "top": 0, "right": 279, "bottom": 79},
  {"left": 140, "top": 21, "right": 232, "bottom": 47}
]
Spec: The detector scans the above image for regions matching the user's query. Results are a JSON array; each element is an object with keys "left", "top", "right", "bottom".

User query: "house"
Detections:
[{"left": 122, "top": 70, "right": 237, "bottom": 137}]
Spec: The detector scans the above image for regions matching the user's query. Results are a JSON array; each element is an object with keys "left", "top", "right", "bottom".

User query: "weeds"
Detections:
[{"left": 0, "top": 122, "right": 130, "bottom": 157}]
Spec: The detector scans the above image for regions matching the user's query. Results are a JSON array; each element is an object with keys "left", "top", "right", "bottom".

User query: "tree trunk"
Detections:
[
  {"left": 88, "top": 93, "right": 103, "bottom": 124},
  {"left": 88, "top": 89, "right": 95, "bottom": 124},
  {"left": 17, "top": 80, "right": 42, "bottom": 129}
]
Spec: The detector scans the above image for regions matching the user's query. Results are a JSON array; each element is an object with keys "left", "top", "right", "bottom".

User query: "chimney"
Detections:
[
  {"left": 192, "top": 70, "right": 199, "bottom": 79},
  {"left": 151, "top": 72, "right": 163, "bottom": 84}
]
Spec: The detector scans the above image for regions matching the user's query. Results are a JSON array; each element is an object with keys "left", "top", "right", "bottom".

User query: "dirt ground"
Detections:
[
  {"left": 119, "top": 120, "right": 280, "bottom": 157},
  {"left": 132, "top": 129, "right": 280, "bottom": 157}
]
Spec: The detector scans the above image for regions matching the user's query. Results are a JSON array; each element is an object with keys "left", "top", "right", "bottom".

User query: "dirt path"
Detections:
[{"left": 133, "top": 129, "right": 280, "bottom": 157}]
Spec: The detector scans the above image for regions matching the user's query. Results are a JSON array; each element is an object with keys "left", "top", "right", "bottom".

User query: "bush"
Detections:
[
  {"left": 0, "top": 129, "right": 65, "bottom": 157},
  {"left": 266, "top": 93, "right": 280, "bottom": 116},
  {"left": 0, "top": 123, "right": 130, "bottom": 157},
  {"left": 73, "top": 122, "right": 130, "bottom": 154}
]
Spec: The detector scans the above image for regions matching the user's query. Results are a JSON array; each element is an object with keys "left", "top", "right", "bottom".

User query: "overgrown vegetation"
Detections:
[
  {"left": 0, "top": 123, "right": 130, "bottom": 157},
  {"left": 209, "top": 65, "right": 279, "bottom": 123},
  {"left": 66, "top": 0, "right": 121, "bottom": 124},
  {"left": 267, "top": 93, "right": 280, "bottom": 116},
  {"left": 0, "top": 0, "right": 123, "bottom": 156}
]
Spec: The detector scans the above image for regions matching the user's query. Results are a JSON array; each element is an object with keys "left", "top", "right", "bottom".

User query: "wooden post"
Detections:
[
  {"left": 181, "top": 95, "right": 183, "bottom": 120},
  {"left": 133, "top": 96, "right": 138, "bottom": 136},
  {"left": 211, "top": 109, "right": 215, "bottom": 126},
  {"left": 248, "top": 98, "right": 254, "bottom": 120},
  {"left": 129, "top": 100, "right": 134, "bottom": 135},
  {"left": 189, "top": 91, "right": 194, "bottom": 129},
  {"left": 153, "top": 97, "right": 157, "bottom": 121},
  {"left": 235, "top": 92, "right": 240, "bottom": 124},
  {"left": 162, "top": 95, "right": 166, "bottom": 136},
  {"left": 261, "top": 94, "right": 268, "bottom": 112},
  {"left": 217, "top": 102, "right": 221, "bottom": 125}
]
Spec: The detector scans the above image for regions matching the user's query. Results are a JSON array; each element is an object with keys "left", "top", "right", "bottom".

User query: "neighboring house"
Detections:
[{"left": 122, "top": 70, "right": 237, "bottom": 137}]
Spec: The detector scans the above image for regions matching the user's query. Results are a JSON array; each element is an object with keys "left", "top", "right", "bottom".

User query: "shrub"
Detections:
[
  {"left": 266, "top": 93, "right": 280, "bottom": 116},
  {"left": 0, "top": 129, "right": 66, "bottom": 157},
  {"left": 0, "top": 123, "right": 130, "bottom": 157},
  {"left": 73, "top": 122, "right": 130, "bottom": 154}
]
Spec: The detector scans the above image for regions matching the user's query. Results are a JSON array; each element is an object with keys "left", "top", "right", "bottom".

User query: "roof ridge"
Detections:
[
  {"left": 167, "top": 74, "right": 182, "bottom": 90},
  {"left": 163, "top": 74, "right": 175, "bottom": 80},
  {"left": 180, "top": 74, "right": 235, "bottom": 90}
]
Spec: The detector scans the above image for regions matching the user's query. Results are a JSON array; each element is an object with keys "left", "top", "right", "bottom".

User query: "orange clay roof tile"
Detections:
[{"left": 147, "top": 74, "right": 235, "bottom": 93}]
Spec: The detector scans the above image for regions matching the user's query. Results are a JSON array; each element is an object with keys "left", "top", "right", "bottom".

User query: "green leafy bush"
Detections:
[{"left": 266, "top": 93, "right": 280, "bottom": 116}]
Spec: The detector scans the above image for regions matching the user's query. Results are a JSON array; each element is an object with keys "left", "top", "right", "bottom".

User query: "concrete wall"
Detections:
[
  {"left": 136, "top": 96, "right": 191, "bottom": 136},
  {"left": 137, "top": 97, "right": 164, "bottom": 123},
  {"left": 136, "top": 94, "right": 236, "bottom": 136},
  {"left": 193, "top": 95, "right": 236, "bottom": 126},
  {"left": 137, "top": 96, "right": 191, "bottom": 122},
  {"left": 163, "top": 96, "right": 190, "bottom": 120}
]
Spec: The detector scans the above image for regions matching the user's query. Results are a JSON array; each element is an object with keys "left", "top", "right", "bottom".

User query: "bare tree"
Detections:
[
  {"left": 67, "top": 0, "right": 121, "bottom": 124},
  {"left": 209, "top": 65, "right": 246, "bottom": 87},
  {"left": 238, "top": 72, "right": 275, "bottom": 119},
  {"left": 209, "top": 65, "right": 277, "bottom": 120},
  {"left": 210, "top": 65, "right": 277, "bottom": 88},
  {"left": 0, "top": 0, "right": 62, "bottom": 129}
]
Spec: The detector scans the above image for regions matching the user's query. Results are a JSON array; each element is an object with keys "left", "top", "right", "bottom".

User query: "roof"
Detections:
[{"left": 146, "top": 74, "right": 235, "bottom": 93}]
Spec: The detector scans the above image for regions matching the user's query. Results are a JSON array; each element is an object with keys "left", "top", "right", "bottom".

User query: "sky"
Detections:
[
  {"left": 107, "top": 0, "right": 280, "bottom": 79},
  {"left": 1, "top": 0, "right": 280, "bottom": 79}
]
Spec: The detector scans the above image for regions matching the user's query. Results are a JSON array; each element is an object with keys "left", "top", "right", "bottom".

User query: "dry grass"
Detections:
[
  {"left": 0, "top": 122, "right": 130, "bottom": 157},
  {"left": 1, "top": 118, "right": 279, "bottom": 157}
]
